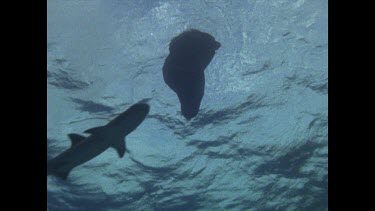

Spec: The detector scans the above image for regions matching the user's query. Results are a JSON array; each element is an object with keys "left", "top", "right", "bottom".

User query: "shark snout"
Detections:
[
  {"left": 135, "top": 103, "right": 150, "bottom": 115},
  {"left": 129, "top": 103, "right": 150, "bottom": 122}
]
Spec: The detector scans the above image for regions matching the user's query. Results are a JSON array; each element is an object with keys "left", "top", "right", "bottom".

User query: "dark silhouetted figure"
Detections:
[
  {"left": 47, "top": 102, "right": 150, "bottom": 180},
  {"left": 163, "top": 29, "right": 221, "bottom": 120}
]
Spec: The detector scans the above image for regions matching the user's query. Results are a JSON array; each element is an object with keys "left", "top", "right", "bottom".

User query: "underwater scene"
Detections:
[{"left": 47, "top": 0, "right": 328, "bottom": 210}]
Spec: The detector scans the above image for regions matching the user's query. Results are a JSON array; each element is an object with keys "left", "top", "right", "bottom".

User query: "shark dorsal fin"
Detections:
[
  {"left": 112, "top": 138, "right": 126, "bottom": 158},
  {"left": 84, "top": 126, "right": 106, "bottom": 134},
  {"left": 68, "top": 133, "right": 85, "bottom": 148}
]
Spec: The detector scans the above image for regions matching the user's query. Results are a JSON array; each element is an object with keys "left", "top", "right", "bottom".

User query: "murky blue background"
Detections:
[{"left": 47, "top": 0, "right": 327, "bottom": 210}]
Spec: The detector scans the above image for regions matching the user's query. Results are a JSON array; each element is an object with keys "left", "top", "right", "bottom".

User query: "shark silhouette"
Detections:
[{"left": 47, "top": 102, "right": 150, "bottom": 180}]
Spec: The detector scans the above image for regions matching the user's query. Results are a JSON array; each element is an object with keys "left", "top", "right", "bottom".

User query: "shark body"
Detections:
[{"left": 47, "top": 103, "right": 150, "bottom": 180}]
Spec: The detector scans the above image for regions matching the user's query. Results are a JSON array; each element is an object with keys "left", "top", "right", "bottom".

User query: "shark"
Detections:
[{"left": 47, "top": 102, "right": 150, "bottom": 180}]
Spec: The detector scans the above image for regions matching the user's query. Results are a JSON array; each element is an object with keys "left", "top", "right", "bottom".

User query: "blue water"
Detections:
[{"left": 47, "top": 0, "right": 328, "bottom": 210}]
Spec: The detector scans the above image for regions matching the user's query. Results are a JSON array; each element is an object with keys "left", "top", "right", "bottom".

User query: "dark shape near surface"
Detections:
[
  {"left": 163, "top": 29, "right": 221, "bottom": 120},
  {"left": 47, "top": 102, "right": 150, "bottom": 180}
]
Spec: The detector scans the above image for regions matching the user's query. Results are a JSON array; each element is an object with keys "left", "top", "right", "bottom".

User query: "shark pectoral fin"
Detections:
[
  {"left": 112, "top": 140, "right": 126, "bottom": 158},
  {"left": 84, "top": 126, "right": 106, "bottom": 134},
  {"left": 52, "top": 168, "right": 72, "bottom": 180},
  {"left": 68, "top": 133, "right": 85, "bottom": 147}
]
